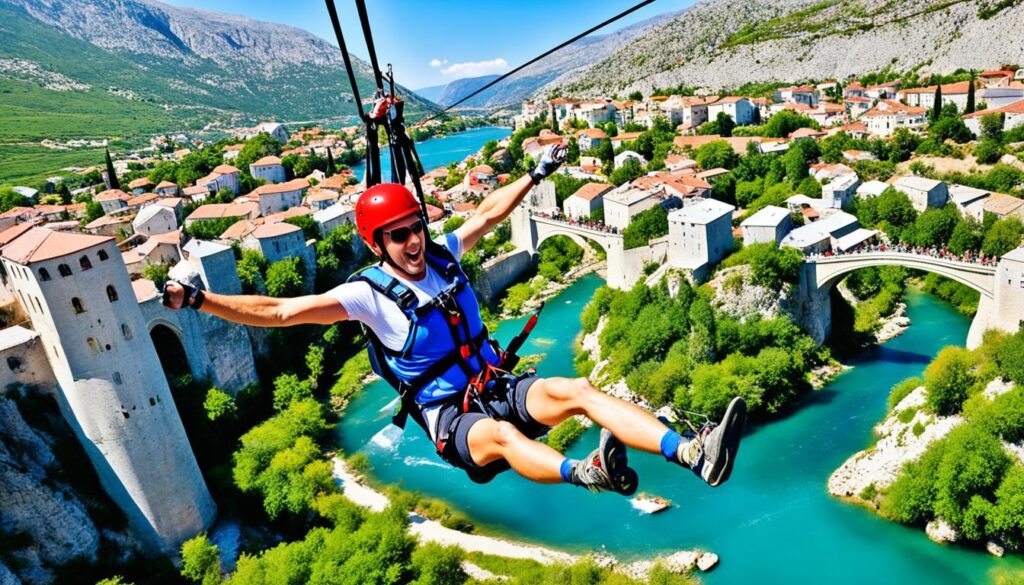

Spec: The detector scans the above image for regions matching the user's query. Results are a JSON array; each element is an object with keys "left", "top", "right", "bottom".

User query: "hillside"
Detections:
[
  {"left": 0, "top": 0, "right": 437, "bottom": 142},
  {"left": 553, "top": 0, "right": 1024, "bottom": 96},
  {"left": 427, "top": 8, "right": 684, "bottom": 113}
]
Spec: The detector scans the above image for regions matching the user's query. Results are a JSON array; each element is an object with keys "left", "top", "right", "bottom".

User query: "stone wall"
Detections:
[{"left": 473, "top": 249, "right": 536, "bottom": 303}]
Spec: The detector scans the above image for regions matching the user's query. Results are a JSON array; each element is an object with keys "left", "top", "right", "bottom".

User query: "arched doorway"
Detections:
[{"left": 150, "top": 324, "right": 191, "bottom": 383}]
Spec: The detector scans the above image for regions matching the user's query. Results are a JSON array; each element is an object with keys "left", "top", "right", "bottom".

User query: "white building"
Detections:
[
  {"left": 563, "top": 183, "right": 612, "bottom": 220},
  {"left": 822, "top": 173, "right": 860, "bottom": 209},
  {"left": 195, "top": 165, "right": 240, "bottom": 196},
  {"left": 251, "top": 122, "right": 289, "bottom": 143},
  {"left": 668, "top": 198, "right": 735, "bottom": 272},
  {"left": 132, "top": 204, "right": 178, "bottom": 236},
  {"left": 254, "top": 178, "right": 308, "bottom": 216},
  {"left": 856, "top": 180, "right": 889, "bottom": 199},
  {"left": 706, "top": 97, "right": 756, "bottom": 126},
  {"left": 741, "top": 206, "right": 793, "bottom": 246},
  {"left": 614, "top": 150, "right": 648, "bottom": 169},
  {"left": 154, "top": 181, "right": 178, "bottom": 197},
  {"left": 948, "top": 184, "right": 990, "bottom": 221},
  {"left": 249, "top": 156, "right": 286, "bottom": 184},
  {"left": 861, "top": 100, "right": 928, "bottom": 137},
  {"left": 603, "top": 185, "right": 662, "bottom": 231},
  {"left": 242, "top": 223, "right": 316, "bottom": 290},
  {"left": 781, "top": 210, "right": 859, "bottom": 253},
  {"left": 0, "top": 228, "right": 216, "bottom": 554},
  {"left": 313, "top": 202, "right": 355, "bottom": 234},
  {"left": 95, "top": 189, "right": 131, "bottom": 214},
  {"left": 963, "top": 99, "right": 1024, "bottom": 137},
  {"left": 893, "top": 176, "right": 949, "bottom": 212}
]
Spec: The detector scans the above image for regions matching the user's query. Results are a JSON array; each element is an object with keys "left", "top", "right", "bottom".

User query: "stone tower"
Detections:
[{"left": 0, "top": 228, "right": 215, "bottom": 555}]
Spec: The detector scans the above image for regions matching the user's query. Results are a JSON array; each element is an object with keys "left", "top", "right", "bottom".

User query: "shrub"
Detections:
[
  {"left": 544, "top": 418, "right": 586, "bottom": 453},
  {"left": 180, "top": 535, "right": 222, "bottom": 585},
  {"left": 203, "top": 387, "right": 236, "bottom": 421},
  {"left": 888, "top": 377, "right": 923, "bottom": 411},
  {"left": 995, "top": 331, "right": 1024, "bottom": 384},
  {"left": 924, "top": 347, "right": 975, "bottom": 416}
]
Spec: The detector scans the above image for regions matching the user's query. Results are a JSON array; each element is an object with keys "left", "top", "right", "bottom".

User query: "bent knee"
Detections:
[
  {"left": 544, "top": 376, "right": 594, "bottom": 403},
  {"left": 491, "top": 420, "right": 524, "bottom": 448}
]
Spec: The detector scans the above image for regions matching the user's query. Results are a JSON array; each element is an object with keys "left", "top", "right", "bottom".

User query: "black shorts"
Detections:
[{"left": 431, "top": 374, "right": 551, "bottom": 484}]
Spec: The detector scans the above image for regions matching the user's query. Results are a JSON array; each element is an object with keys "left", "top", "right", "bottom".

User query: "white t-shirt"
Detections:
[{"left": 327, "top": 232, "right": 463, "bottom": 352}]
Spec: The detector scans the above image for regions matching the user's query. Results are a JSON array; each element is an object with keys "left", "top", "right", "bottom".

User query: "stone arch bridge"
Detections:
[{"left": 795, "top": 250, "right": 1023, "bottom": 349}]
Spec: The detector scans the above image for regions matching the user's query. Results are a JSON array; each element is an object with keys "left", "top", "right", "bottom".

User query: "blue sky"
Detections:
[{"left": 164, "top": 0, "right": 695, "bottom": 89}]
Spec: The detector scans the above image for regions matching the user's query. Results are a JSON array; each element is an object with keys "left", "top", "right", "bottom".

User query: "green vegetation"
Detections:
[
  {"left": 0, "top": 144, "right": 107, "bottom": 186},
  {"left": 842, "top": 266, "right": 908, "bottom": 334},
  {"left": 623, "top": 205, "right": 669, "bottom": 249},
  {"left": 331, "top": 352, "right": 373, "bottom": 404},
  {"left": 180, "top": 535, "right": 222, "bottom": 585},
  {"left": 582, "top": 276, "right": 825, "bottom": 419},
  {"left": 920, "top": 273, "right": 980, "bottom": 316},
  {"left": 141, "top": 263, "right": 170, "bottom": 289},
  {"left": 878, "top": 330, "right": 1024, "bottom": 550},
  {"left": 501, "top": 276, "right": 550, "bottom": 316},
  {"left": 203, "top": 387, "right": 237, "bottom": 422},
  {"left": 723, "top": 243, "right": 803, "bottom": 291},
  {"left": 543, "top": 418, "right": 586, "bottom": 453},
  {"left": 186, "top": 217, "right": 237, "bottom": 241},
  {"left": 693, "top": 140, "right": 740, "bottom": 170},
  {"left": 265, "top": 257, "right": 305, "bottom": 297},
  {"left": 538, "top": 235, "right": 584, "bottom": 281},
  {"left": 888, "top": 377, "right": 924, "bottom": 412}
]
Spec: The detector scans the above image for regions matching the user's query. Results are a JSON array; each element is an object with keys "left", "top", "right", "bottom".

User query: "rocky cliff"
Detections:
[
  {"left": 551, "top": 0, "right": 1024, "bottom": 96},
  {"left": 0, "top": 389, "right": 136, "bottom": 584}
]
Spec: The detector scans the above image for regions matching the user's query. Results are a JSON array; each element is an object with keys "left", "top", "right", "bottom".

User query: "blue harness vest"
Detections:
[{"left": 350, "top": 238, "right": 502, "bottom": 434}]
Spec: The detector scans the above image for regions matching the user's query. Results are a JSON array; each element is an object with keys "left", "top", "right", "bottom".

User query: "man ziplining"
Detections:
[{"left": 163, "top": 144, "right": 747, "bottom": 495}]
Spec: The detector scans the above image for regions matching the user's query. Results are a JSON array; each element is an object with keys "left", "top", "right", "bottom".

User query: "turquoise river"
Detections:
[
  {"left": 350, "top": 126, "right": 513, "bottom": 183},
  {"left": 336, "top": 274, "right": 1024, "bottom": 584}
]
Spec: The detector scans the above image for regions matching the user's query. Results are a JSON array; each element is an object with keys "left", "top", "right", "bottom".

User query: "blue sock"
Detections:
[
  {"left": 660, "top": 430, "right": 682, "bottom": 462},
  {"left": 560, "top": 458, "right": 577, "bottom": 483}
]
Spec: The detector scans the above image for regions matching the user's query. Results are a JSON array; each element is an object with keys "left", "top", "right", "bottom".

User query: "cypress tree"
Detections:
[
  {"left": 104, "top": 147, "right": 120, "bottom": 190},
  {"left": 932, "top": 84, "right": 943, "bottom": 121},
  {"left": 966, "top": 72, "right": 976, "bottom": 114},
  {"left": 326, "top": 148, "right": 336, "bottom": 176}
]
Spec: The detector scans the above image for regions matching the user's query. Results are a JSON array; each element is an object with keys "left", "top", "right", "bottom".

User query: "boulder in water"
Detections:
[{"left": 926, "top": 519, "right": 960, "bottom": 544}]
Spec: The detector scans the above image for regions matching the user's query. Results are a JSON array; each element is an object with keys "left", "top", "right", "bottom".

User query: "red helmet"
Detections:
[{"left": 355, "top": 183, "right": 421, "bottom": 249}]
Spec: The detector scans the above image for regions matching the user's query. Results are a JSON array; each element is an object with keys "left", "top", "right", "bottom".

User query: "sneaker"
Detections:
[
  {"left": 572, "top": 428, "right": 639, "bottom": 495},
  {"left": 680, "top": 397, "right": 747, "bottom": 487}
]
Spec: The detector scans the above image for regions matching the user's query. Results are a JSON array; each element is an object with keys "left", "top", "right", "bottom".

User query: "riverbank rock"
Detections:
[
  {"left": 828, "top": 386, "right": 963, "bottom": 500},
  {"left": 696, "top": 552, "right": 719, "bottom": 571},
  {"left": 927, "top": 519, "right": 960, "bottom": 544},
  {"left": 875, "top": 303, "right": 910, "bottom": 344},
  {"left": 708, "top": 266, "right": 789, "bottom": 321},
  {"left": 0, "top": 393, "right": 101, "bottom": 584},
  {"left": 987, "top": 541, "right": 1006, "bottom": 557}
]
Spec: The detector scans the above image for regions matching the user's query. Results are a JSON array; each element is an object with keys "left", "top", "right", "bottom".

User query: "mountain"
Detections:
[
  {"left": 553, "top": 0, "right": 1024, "bottom": 96},
  {"left": 413, "top": 83, "right": 448, "bottom": 104},
  {"left": 429, "top": 8, "right": 686, "bottom": 113},
  {"left": 0, "top": 0, "right": 438, "bottom": 141},
  {"left": 435, "top": 75, "right": 501, "bottom": 108}
]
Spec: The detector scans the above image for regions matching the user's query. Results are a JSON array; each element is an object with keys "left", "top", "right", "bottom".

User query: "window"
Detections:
[
  {"left": 122, "top": 324, "right": 132, "bottom": 340},
  {"left": 7, "top": 357, "right": 21, "bottom": 372},
  {"left": 87, "top": 338, "right": 101, "bottom": 355},
  {"left": 98, "top": 250, "right": 108, "bottom": 261},
  {"left": 113, "top": 372, "right": 122, "bottom": 385},
  {"left": 79, "top": 256, "right": 92, "bottom": 271},
  {"left": 106, "top": 285, "right": 118, "bottom": 302},
  {"left": 58, "top": 264, "right": 72, "bottom": 277},
  {"left": 71, "top": 297, "right": 85, "bottom": 314},
  {"left": 39, "top": 268, "right": 51, "bottom": 281},
  {"left": 32, "top": 297, "right": 42, "bottom": 314},
  {"left": 149, "top": 397, "right": 156, "bottom": 406}
]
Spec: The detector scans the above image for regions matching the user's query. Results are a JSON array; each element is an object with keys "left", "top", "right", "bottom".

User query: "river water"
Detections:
[
  {"left": 335, "top": 275, "right": 1023, "bottom": 584},
  {"left": 350, "top": 126, "right": 512, "bottom": 182}
]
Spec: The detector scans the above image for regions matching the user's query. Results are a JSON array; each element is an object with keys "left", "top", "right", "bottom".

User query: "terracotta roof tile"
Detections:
[{"left": 1, "top": 227, "right": 111, "bottom": 264}]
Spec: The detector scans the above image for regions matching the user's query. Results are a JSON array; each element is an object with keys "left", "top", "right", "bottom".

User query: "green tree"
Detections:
[
  {"left": 981, "top": 113, "right": 1005, "bottom": 142},
  {"left": 762, "top": 110, "right": 819, "bottom": 139},
  {"left": 932, "top": 85, "right": 943, "bottom": 122},
  {"left": 235, "top": 133, "right": 283, "bottom": 177},
  {"left": 924, "top": 346, "right": 975, "bottom": 415},
  {"left": 947, "top": 218, "right": 984, "bottom": 255},
  {"left": 929, "top": 116, "right": 973, "bottom": 143},
  {"left": 265, "top": 257, "right": 304, "bottom": 297},
  {"left": 688, "top": 297, "right": 716, "bottom": 364},
  {"left": 628, "top": 90, "right": 643, "bottom": 101},
  {"left": 966, "top": 72, "right": 976, "bottom": 114},
  {"left": 204, "top": 387, "right": 236, "bottom": 421},
  {"left": 284, "top": 215, "right": 320, "bottom": 240},
  {"left": 566, "top": 137, "right": 580, "bottom": 165},
  {"left": 989, "top": 465, "right": 1024, "bottom": 549},
  {"left": 694, "top": 140, "right": 740, "bottom": 170},
  {"left": 623, "top": 205, "right": 669, "bottom": 249},
  {"left": 995, "top": 331, "right": 1024, "bottom": 384},
  {"left": 910, "top": 205, "right": 959, "bottom": 248},
  {"left": 181, "top": 534, "right": 222, "bottom": 585},
  {"left": 305, "top": 345, "right": 325, "bottom": 388},
  {"left": 610, "top": 157, "right": 646, "bottom": 186},
  {"left": 84, "top": 200, "right": 104, "bottom": 223},
  {"left": 273, "top": 373, "right": 314, "bottom": 411},
  {"left": 442, "top": 216, "right": 465, "bottom": 234},
  {"left": 934, "top": 425, "right": 1010, "bottom": 535},
  {"left": 748, "top": 244, "right": 803, "bottom": 290},
  {"left": 141, "top": 263, "right": 170, "bottom": 289},
  {"left": 974, "top": 139, "right": 1004, "bottom": 164},
  {"left": 982, "top": 217, "right": 1024, "bottom": 257},
  {"left": 315, "top": 223, "right": 360, "bottom": 290},
  {"left": 715, "top": 111, "right": 735, "bottom": 137},
  {"left": 325, "top": 148, "right": 337, "bottom": 176},
  {"left": 410, "top": 543, "right": 466, "bottom": 585},
  {"left": 236, "top": 250, "right": 269, "bottom": 294},
  {"left": 104, "top": 147, "right": 120, "bottom": 190}
]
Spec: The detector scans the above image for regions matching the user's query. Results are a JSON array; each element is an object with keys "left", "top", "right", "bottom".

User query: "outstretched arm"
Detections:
[
  {"left": 455, "top": 143, "right": 566, "bottom": 253},
  {"left": 163, "top": 281, "right": 347, "bottom": 326}
]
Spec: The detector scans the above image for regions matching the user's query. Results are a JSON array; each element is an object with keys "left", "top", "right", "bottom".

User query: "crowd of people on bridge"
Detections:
[
  {"left": 530, "top": 210, "right": 620, "bottom": 234},
  {"left": 808, "top": 242, "right": 1000, "bottom": 267}
]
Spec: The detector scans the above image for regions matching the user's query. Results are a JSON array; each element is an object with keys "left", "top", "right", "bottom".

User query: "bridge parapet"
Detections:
[{"left": 806, "top": 251, "right": 997, "bottom": 299}]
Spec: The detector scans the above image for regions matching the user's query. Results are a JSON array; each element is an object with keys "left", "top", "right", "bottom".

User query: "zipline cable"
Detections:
[{"left": 419, "top": 0, "right": 657, "bottom": 123}]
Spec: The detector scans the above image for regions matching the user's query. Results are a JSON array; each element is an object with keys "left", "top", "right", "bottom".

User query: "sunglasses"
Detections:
[{"left": 383, "top": 219, "right": 424, "bottom": 243}]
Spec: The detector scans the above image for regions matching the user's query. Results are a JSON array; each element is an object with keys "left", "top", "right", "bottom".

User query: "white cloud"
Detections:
[
  {"left": 429, "top": 59, "right": 447, "bottom": 68},
  {"left": 438, "top": 58, "right": 509, "bottom": 77}
]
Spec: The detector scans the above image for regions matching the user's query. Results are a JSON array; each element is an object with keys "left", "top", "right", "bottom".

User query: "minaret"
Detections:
[{"left": 0, "top": 228, "right": 215, "bottom": 555}]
